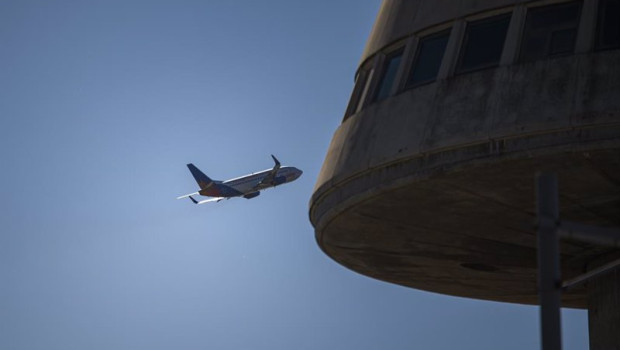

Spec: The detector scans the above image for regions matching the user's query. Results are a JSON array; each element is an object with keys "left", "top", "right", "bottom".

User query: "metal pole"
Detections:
[
  {"left": 558, "top": 221, "right": 620, "bottom": 247},
  {"left": 536, "top": 173, "right": 562, "bottom": 350},
  {"left": 562, "top": 258, "right": 620, "bottom": 290}
]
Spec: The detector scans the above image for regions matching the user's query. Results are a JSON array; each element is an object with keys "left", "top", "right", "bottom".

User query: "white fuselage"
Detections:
[{"left": 222, "top": 166, "right": 302, "bottom": 194}]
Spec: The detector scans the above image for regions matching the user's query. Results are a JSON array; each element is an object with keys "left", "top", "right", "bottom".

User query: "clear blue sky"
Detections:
[{"left": 1, "top": 1, "right": 588, "bottom": 349}]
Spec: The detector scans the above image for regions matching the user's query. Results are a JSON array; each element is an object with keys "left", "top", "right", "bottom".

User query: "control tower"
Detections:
[{"left": 310, "top": 0, "right": 619, "bottom": 348}]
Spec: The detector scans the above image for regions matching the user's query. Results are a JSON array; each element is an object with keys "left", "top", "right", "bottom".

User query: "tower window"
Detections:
[
  {"left": 520, "top": 2, "right": 582, "bottom": 62},
  {"left": 355, "top": 67, "right": 374, "bottom": 113},
  {"left": 596, "top": 0, "right": 620, "bottom": 50},
  {"left": 406, "top": 29, "right": 450, "bottom": 87},
  {"left": 343, "top": 66, "right": 374, "bottom": 121},
  {"left": 457, "top": 14, "right": 511, "bottom": 73},
  {"left": 373, "top": 49, "right": 404, "bottom": 102}
]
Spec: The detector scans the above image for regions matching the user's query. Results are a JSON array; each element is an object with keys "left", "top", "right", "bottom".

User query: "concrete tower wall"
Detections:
[
  {"left": 360, "top": 0, "right": 524, "bottom": 67},
  {"left": 311, "top": 0, "right": 620, "bottom": 309}
]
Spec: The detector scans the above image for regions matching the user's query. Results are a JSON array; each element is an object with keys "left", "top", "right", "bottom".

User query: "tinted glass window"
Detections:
[
  {"left": 596, "top": 0, "right": 620, "bottom": 50},
  {"left": 520, "top": 2, "right": 581, "bottom": 62},
  {"left": 355, "top": 68, "right": 374, "bottom": 113},
  {"left": 374, "top": 49, "right": 403, "bottom": 102},
  {"left": 406, "top": 30, "right": 450, "bottom": 87},
  {"left": 457, "top": 14, "right": 511, "bottom": 73},
  {"left": 343, "top": 72, "right": 367, "bottom": 120}
]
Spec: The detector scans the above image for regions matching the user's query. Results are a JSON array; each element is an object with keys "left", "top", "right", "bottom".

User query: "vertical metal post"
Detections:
[{"left": 536, "top": 173, "right": 562, "bottom": 350}]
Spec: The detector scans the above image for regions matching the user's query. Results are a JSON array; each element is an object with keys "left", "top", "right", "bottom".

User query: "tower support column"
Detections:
[{"left": 536, "top": 173, "right": 562, "bottom": 350}]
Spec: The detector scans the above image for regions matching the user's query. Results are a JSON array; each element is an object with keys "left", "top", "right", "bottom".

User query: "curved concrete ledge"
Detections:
[
  {"left": 310, "top": 49, "right": 620, "bottom": 307},
  {"left": 310, "top": 132, "right": 620, "bottom": 307},
  {"left": 311, "top": 124, "right": 620, "bottom": 229}
]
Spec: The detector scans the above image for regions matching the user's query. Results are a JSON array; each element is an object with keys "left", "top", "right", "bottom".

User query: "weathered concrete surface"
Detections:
[
  {"left": 315, "top": 51, "right": 620, "bottom": 195},
  {"left": 313, "top": 147, "right": 619, "bottom": 308},
  {"left": 311, "top": 49, "right": 620, "bottom": 308}
]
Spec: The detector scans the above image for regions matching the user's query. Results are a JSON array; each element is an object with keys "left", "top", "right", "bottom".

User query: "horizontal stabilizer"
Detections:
[
  {"left": 189, "top": 195, "right": 225, "bottom": 204},
  {"left": 177, "top": 192, "right": 199, "bottom": 200}
]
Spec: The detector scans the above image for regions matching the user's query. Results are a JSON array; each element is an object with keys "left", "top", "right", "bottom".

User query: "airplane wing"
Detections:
[
  {"left": 189, "top": 195, "right": 225, "bottom": 204},
  {"left": 255, "top": 154, "right": 281, "bottom": 188},
  {"left": 177, "top": 192, "right": 199, "bottom": 200}
]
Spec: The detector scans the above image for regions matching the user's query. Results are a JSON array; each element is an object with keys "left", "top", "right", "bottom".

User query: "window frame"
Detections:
[
  {"left": 456, "top": 13, "right": 512, "bottom": 74},
  {"left": 343, "top": 63, "right": 374, "bottom": 121},
  {"left": 519, "top": 1, "right": 583, "bottom": 62},
  {"left": 595, "top": 0, "right": 620, "bottom": 51},
  {"left": 405, "top": 29, "right": 452, "bottom": 89},
  {"left": 371, "top": 47, "right": 405, "bottom": 103}
]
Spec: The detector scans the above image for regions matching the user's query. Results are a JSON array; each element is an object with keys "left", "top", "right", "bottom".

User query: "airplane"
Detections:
[{"left": 177, "top": 155, "right": 302, "bottom": 204}]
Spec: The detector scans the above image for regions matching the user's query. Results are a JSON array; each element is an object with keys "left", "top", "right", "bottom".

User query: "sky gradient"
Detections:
[{"left": 1, "top": 1, "right": 588, "bottom": 349}]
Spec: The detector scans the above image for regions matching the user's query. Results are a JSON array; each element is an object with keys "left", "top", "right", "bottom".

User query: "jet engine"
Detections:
[{"left": 243, "top": 192, "right": 260, "bottom": 199}]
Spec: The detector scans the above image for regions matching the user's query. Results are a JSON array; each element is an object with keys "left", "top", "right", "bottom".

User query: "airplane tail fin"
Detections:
[{"left": 187, "top": 163, "right": 214, "bottom": 189}]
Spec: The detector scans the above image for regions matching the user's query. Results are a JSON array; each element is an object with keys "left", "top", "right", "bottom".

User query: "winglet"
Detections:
[{"left": 271, "top": 154, "right": 281, "bottom": 167}]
